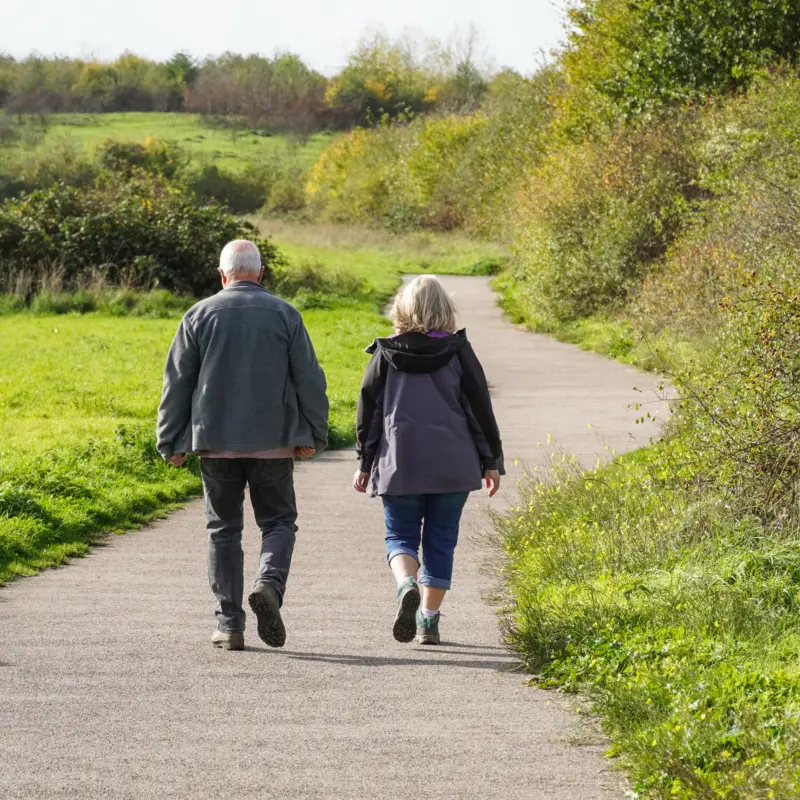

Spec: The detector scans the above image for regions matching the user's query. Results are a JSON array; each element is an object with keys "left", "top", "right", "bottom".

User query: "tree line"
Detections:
[{"left": 0, "top": 32, "right": 501, "bottom": 134}]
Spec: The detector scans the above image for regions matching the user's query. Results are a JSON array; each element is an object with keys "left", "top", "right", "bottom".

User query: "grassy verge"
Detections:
[
  {"left": 0, "top": 225, "right": 501, "bottom": 584},
  {"left": 497, "top": 284, "right": 800, "bottom": 797},
  {"left": 499, "top": 444, "right": 800, "bottom": 798},
  {"left": 494, "top": 271, "right": 702, "bottom": 373}
]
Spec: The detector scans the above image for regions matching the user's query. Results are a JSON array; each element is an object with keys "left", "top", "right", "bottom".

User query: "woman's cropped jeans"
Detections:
[{"left": 382, "top": 492, "right": 469, "bottom": 589}]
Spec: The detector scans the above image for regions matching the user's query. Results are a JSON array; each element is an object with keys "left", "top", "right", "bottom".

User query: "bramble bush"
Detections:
[
  {"left": 0, "top": 175, "right": 280, "bottom": 296},
  {"left": 562, "top": 0, "right": 800, "bottom": 120},
  {"left": 506, "top": 113, "right": 704, "bottom": 326}
]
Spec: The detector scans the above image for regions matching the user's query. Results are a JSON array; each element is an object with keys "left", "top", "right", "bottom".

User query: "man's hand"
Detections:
[
  {"left": 168, "top": 454, "right": 187, "bottom": 467},
  {"left": 295, "top": 446, "right": 316, "bottom": 460},
  {"left": 485, "top": 469, "right": 501, "bottom": 498},
  {"left": 353, "top": 470, "right": 370, "bottom": 493}
]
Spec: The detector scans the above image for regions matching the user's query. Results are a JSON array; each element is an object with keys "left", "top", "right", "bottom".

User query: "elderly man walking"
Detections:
[{"left": 157, "top": 240, "right": 329, "bottom": 651}]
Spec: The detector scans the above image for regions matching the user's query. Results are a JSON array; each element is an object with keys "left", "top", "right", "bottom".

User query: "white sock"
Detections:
[{"left": 422, "top": 608, "right": 439, "bottom": 618}]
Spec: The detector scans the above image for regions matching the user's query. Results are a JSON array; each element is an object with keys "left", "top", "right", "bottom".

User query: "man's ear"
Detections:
[
  {"left": 218, "top": 268, "right": 227, "bottom": 287},
  {"left": 258, "top": 267, "right": 264, "bottom": 284}
]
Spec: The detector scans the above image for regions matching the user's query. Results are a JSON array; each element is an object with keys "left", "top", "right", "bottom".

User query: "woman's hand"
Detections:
[
  {"left": 485, "top": 469, "right": 501, "bottom": 498},
  {"left": 353, "top": 470, "right": 370, "bottom": 493}
]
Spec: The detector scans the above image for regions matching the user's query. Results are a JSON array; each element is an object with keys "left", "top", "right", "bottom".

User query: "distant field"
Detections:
[{"left": 23, "top": 112, "right": 335, "bottom": 171}]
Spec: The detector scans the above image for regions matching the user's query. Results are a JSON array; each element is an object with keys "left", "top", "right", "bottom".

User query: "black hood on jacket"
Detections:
[{"left": 366, "top": 329, "right": 468, "bottom": 374}]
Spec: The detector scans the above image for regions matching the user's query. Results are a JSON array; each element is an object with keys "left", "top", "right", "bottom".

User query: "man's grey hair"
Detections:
[{"left": 219, "top": 240, "right": 262, "bottom": 279}]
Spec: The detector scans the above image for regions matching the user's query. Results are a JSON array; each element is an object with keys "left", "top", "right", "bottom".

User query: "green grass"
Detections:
[
  {"left": 542, "top": 317, "right": 702, "bottom": 373},
  {"left": 0, "top": 315, "right": 203, "bottom": 582},
  {"left": 18, "top": 112, "right": 334, "bottom": 172},
  {"left": 263, "top": 219, "right": 509, "bottom": 293},
  {"left": 499, "top": 434, "right": 800, "bottom": 797},
  {"left": 493, "top": 271, "right": 701, "bottom": 373},
  {"left": 0, "top": 225, "right": 501, "bottom": 584},
  {"left": 0, "top": 307, "right": 383, "bottom": 584}
]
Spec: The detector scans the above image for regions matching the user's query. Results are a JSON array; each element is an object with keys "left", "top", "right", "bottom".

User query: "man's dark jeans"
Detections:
[{"left": 201, "top": 458, "right": 297, "bottom": 633}]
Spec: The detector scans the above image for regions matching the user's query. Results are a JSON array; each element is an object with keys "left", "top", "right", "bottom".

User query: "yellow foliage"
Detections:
[
  {"left": 364, "top": 79, "right": 391, "bottom": 104},
  {"left": 305, "top": 115, "right": 487, "bottom": 228},
  {"left": 423, "top": 86, "right": 439, "bottom": 105},
  {"left": 324, "top": 80, "right": 341, "bottom": 108}
]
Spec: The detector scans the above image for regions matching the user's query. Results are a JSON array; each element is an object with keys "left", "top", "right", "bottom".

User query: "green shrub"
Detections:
[
  {"left": 307, "top": 115, "right": 490, "bottom": 230},
  {"left": 0, "top": 177, "right": 281, "bottom": 296},
  {"left": 266, "top": 170, "right": 307, "bottom": 214},
  {"left": 96, "top": 138, "right": 186, "bottom": 181},
  {"left": 563, "top": 0, "right": 800, "bottom": 120},
  {"left": 186, "top": 163, "right": 268, "bottom": 212},
  {"left": 272, "top": 258, "right": 370, "bottom": 303},
  {"left": 16, "top": 136, "right": 96, "bottom": 190},
  {"left": 507, "top": 114, "right": 703, "bottom": 325}
]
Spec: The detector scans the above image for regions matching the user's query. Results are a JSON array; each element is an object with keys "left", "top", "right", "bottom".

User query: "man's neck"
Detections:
[{"left": 225, "top": 278, "right": 260, "bottom": 287}]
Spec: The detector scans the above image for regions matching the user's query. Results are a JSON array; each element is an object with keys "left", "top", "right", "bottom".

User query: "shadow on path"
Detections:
[{"left": 254, "top": 649, "right": 525, "bottom": 672}]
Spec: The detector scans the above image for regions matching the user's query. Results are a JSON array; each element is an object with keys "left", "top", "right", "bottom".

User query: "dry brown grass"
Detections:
[{"left": 253, "top": 217, "right": 495, "bottom": 255}]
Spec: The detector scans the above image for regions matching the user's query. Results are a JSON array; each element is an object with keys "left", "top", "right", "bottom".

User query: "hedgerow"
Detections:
[
  {"left": 500, "top": 283, "right": 800, "bottom": 796},
  {"left": 0, "top": 172, "right": 280, "bottom": 296}
]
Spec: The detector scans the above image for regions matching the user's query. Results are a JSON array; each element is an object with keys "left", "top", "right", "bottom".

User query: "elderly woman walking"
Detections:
[{"left": 354, "top": 275, "right": 504, "bottom": 644}]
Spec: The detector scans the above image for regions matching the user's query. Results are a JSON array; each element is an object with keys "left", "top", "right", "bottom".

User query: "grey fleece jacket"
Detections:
[{"left": 156, "top": 281, "right": 328, "bottom": 459}]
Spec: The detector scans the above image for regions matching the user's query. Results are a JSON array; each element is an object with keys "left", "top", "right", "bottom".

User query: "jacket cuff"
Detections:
[
  {"left": 483, "top": 454, "right": 506, "bottom": 475},
  {"left": 157, "top": 443, "right": 174, "bottom": 461},
  {"left": 359, "top": 454, "right": 374, "bottom": 473}
]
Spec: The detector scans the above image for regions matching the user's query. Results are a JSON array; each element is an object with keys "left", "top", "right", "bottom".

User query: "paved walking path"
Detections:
[{"left": 1, "top": 277, "right": 663, "bottom": 799}]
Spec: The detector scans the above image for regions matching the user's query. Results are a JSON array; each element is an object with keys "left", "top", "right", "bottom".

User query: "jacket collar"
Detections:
[{"left": 222, "top": 281, "right": 272, "bottom": 295}]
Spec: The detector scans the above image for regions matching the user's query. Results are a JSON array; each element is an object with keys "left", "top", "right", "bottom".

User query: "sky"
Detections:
[{"left": 3, "top": 0, "right": 567, "bottom": 76}]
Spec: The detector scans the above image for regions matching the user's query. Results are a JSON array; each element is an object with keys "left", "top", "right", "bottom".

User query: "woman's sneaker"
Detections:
[
  {"left": 393, "top": 577, "right": 421, "bottom": 643},
  {"left": 416, "top": 610, "right": 440, "bottom": 645}
]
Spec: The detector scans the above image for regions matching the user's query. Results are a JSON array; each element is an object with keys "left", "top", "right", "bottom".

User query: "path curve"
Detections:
[{"left": 1, "top": 277, "right": 662, "bottom": 799}]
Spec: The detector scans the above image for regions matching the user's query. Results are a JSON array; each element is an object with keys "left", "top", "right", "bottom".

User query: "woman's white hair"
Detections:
[
  {"left": 219, "top": 239, "right": 261, "bottom": 278},
  {"left": 392, "top": 274, "right": 459, "bottom": 334}
]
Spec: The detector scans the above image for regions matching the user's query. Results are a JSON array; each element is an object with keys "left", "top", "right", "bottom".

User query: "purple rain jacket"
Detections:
[{"left": 356, "top": 329, "right": 505, "bottom": 497}]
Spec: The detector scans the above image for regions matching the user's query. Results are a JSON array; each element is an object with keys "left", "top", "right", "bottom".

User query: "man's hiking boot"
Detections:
[
  {"left": 248, "top": 582, "right": 286, "bottom": 648},
  {"left": 393, "top": 577, "right": 421, "bottom": 643},
  {"left": 211, "top": 630, "right": 245, "bottom": 651},
  {"left": 416, "top": 610, "right": 441, "bottom": 645}
]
